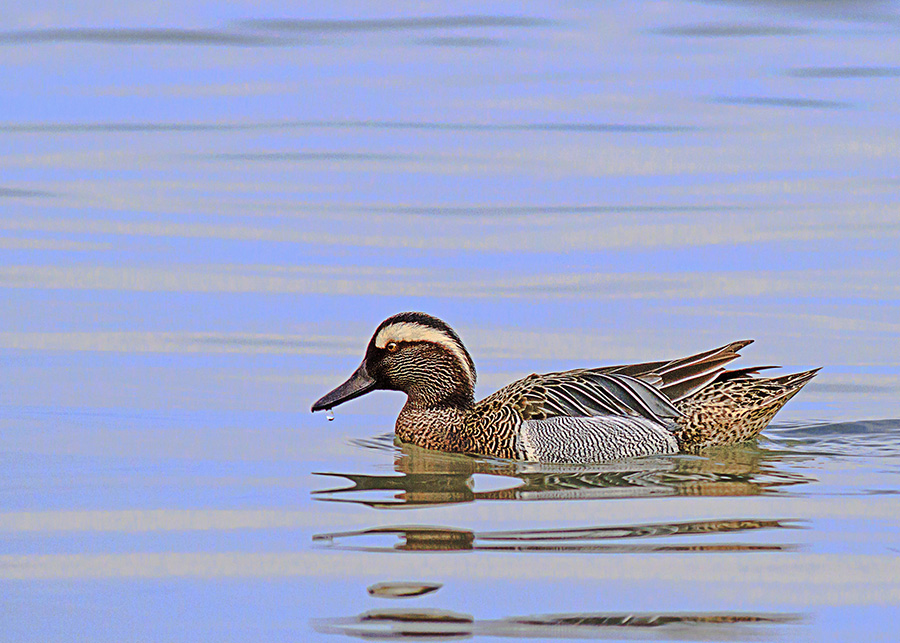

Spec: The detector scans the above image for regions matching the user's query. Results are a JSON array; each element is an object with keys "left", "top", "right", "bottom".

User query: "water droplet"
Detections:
[{"left": 326, "top": 409, "right": 335, "bottom": 421}]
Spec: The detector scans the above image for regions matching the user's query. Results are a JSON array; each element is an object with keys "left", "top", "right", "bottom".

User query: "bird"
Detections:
[{"left": 311, "top": 312, "right": 819, "bottom": 463}]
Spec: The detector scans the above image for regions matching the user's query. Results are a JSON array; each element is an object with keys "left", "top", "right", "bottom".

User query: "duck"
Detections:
[{"left": 311, "top": 312, "right": 819, "bottom": 463}]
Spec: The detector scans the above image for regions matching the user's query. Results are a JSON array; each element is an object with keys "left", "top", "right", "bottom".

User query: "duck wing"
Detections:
[
  {"left": 474, "top": 341, "right": 756, "bottom": 427},
  {"left": 477, "top": 368, "right": 682, "bottom": 426},
  {"left": 596, "top": 340, "right": 755, "bottom": 402}
]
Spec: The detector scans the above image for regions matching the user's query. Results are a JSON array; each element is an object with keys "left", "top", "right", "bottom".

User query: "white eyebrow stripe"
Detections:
[{"left": 374, "top": 322, "right": 474, "bottom": 385}]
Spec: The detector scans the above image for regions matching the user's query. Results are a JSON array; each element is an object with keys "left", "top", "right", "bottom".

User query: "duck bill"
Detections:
[{"left": 311, "top": 361, "right": 377, "bottom": 412}]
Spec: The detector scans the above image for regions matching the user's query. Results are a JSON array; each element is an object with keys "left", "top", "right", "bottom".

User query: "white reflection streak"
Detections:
[
  {"left": 2, "top": 210, "right": 900, "bottom": 252},
  {"left": 0, "top": 264, "right": 897, "bottom": 301},
  {"left": 0, "top": 509, "right": 339, "bottom": 533},
  {"left": 0, "top": 331, "right": 358, "bottom": 355},
  {"left": 1, "top": 550, "right": 899, "bottom": 607},
  {"left": 0, "top": 237, "right": 111, "bottom": 251}
]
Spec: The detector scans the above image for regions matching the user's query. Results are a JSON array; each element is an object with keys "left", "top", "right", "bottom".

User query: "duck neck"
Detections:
[
  {"left": 395, "top": 381, "right": 475, "bottom": 450},
  {"left": 396, "top": 402, "right": 471, "bottom": 451},
  {"left": 392, "top": 350, "right": 477, "bottom": 450},
  {"left": 403, "top": 386, "right": 475, "bottom": 412}
]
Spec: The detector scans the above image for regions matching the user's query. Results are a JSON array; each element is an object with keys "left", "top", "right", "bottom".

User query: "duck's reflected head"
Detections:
[{"left": 312, "top": 312, "right": 476, "bottom": 413}]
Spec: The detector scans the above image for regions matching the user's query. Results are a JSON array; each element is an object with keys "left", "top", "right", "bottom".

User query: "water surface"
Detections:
[{"left": 2, "top": 1, "right": 900, "bottom": 641}]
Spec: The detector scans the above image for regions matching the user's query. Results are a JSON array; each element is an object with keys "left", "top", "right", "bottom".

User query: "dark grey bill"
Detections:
[{"left": 311, "top": 361, "right": 377, "bottom": 412}]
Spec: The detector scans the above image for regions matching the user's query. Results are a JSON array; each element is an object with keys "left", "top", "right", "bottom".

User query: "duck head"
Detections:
[{"left": 311, "top": 312, "right": 477, "bottom": 412}]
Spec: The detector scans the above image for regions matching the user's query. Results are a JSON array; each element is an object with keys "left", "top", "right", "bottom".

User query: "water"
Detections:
[{"left": 2, "top": 1, "right": 900, "bottom": 641}]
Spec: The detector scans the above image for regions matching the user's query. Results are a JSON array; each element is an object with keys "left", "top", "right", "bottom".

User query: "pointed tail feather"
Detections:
[{"left": 761, "top": 368, "right": 821, "bottom": 398}]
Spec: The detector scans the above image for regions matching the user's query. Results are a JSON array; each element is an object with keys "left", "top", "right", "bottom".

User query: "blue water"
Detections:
[{"left": 2, "top": 1, "right": 900, "bottom": 641}]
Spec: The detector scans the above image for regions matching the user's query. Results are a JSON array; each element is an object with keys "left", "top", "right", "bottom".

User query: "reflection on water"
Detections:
[
  {"left": 315, "top": 438, "right": 814, "bottom": 507},
  {"left": 315, "top": 518, "right": 800, "bottom": 554},
  {"left": 314, "top": 607, "right": 803, "bottom": 640}
]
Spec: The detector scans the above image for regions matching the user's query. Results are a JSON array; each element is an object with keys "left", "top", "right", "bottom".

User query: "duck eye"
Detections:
[{"left": 386, "top": 341, "right": 399, "bottom": 353}]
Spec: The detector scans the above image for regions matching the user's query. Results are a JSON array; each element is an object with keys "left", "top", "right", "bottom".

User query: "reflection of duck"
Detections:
[
  {"left": 313, "top": 607, "right": 802, "bottom": 640},
  {"left": 313, "top": 439, "right": 814, "bottom": 508},
  {"left": 314, "top": 517, "right": 800, "bottom": 554},
  {"left": 313, "top": 312, "right": 819, "bottom": 463}
]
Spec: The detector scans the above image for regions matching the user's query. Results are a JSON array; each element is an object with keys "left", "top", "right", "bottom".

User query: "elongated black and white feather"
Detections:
[
  {"left": 595, "top": 340, "right": 754, "bottom": 402},
  {"left": 487, "top": 369, "right": 682, "bottom": 427}
]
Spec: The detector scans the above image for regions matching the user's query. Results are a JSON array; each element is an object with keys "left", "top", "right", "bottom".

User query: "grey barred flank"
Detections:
[{"left": 517, "top": 416, "right": 678, "bottom": 463}]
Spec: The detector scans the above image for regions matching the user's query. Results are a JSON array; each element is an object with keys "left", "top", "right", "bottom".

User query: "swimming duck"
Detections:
[{"left": 312, "top": 312, "right": 819, "bottom": 463}]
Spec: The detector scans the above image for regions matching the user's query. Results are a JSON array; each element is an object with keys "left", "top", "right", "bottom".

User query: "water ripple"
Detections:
[
  {"left": 0, "top": 119, "right": 696, "bottom": 133},
  {"left": 713, "top": 96, "right": 852, "bottom": 109},
  {"left": 654, "top": 23, "right": 810, "bottom": 37},
  {"left": 415, "top": 36, "right": 505, "bottom": 47},
  {"left": 0, "top": 27, "right": 295, "bottom": 46},
  {"left": 789, "top": 66, "right": 900, "bottom": 79},
  {"left": 0, "top": 187, "right": 56, "bottom": 198},
  {"left": 237, "top": 16, "right": 554, "bottom": 33}
]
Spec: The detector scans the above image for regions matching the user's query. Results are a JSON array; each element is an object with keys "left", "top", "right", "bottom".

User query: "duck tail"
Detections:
[{"left": 673, "top": 367, "right": 821, "bottom": 452}]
